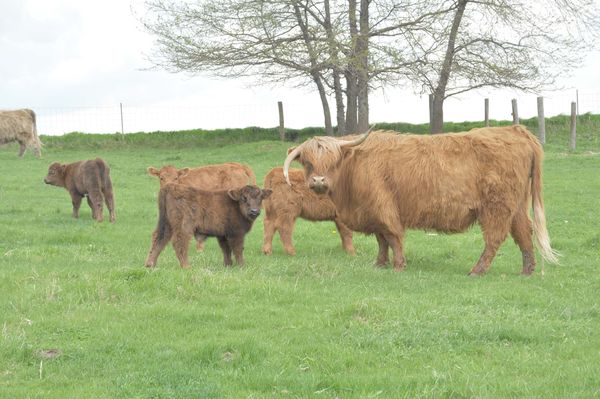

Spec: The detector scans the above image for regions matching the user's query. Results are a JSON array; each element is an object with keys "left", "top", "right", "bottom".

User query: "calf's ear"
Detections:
[
  {"left": 147, "top": 167, "right": 159, "bottom": 176},
  {"left": 262, "top": 189, "right": 272, "bottom": 199},
  {"left": 178, "top": 167, "right": 190, "bottom": 178},
  {"left": 227, "top": 188, "right": 241, "bottom": 201}
]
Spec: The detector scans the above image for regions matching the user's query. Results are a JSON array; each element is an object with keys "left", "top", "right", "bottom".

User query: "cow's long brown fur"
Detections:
[
  {"left": 286, "top": 126, "right": 559, "bottom": 275},
  {"left": 262, "top": 167, "right": 354, "bottom": 255},
  {"left": 0, "top": 109, "right": 42, "bottom": 157}
]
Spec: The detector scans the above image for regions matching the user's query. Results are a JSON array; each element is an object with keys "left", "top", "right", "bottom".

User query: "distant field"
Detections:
[{"left": 1, "top": 120, "right": 599, "bottom": 398}]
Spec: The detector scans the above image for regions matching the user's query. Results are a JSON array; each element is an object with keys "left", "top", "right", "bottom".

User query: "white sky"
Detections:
[{"left": 1, "top": 0, "right": 600, "bottom": 135}]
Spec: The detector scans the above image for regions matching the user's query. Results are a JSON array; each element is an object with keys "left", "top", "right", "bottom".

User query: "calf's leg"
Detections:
[
  {"left": 229, "top": 236, "right": 246, "bottom": 266},
  {"left": 194, "top": 234, "right": 207, "bottom": 252},
  {"left": 262, "top": 216, "right": 276, "bottom": 255},
  {"left": 18, "top": 141, "right": 26, "bottom": 157},
  {"left": 217, "top": 236, "right": 233, "bottom": 266},
  {"left": 277, "top": 216, "right": 297, "bottom": 256},
  {"left": 171, "top": 231, "right": 192, "bottom": 268},
  {"left": 145, "top": 226, "right": 172, "bottom": 267},
  {"left": 87, "top": 190, "right": 104, "bottom": 222},
  {"left": 70, "top": 192, "right": 83, "bottom": 219},
  {"left": 103, "top": 188, "right": 116, "bottom": 223}
]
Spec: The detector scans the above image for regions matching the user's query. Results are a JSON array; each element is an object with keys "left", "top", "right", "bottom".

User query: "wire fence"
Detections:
[{"left": 7, "top": 90, "right": 600, "bottom": 136}]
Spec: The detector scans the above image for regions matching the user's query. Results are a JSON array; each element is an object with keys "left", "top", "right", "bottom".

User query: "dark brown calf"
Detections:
[
  {"left": 262, "top": 167, "right": 354, "bottom": 255},
  {"left": 145, "top": 184, "right": 271, "bottom": 268},
  {"left": 44, "top": 158, "right": 116, "bottom": 222}
]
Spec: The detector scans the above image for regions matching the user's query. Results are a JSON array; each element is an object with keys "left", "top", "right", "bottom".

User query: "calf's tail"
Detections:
[{"left": 530, "top": 143, "right": 560, "bottom": 264}]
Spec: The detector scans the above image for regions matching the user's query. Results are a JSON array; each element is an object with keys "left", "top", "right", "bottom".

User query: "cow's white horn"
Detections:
[
  {"left": 338, "top": 125, "right": 374, "bottom": 147},
  {"left": 283, "top": 145, "right": 303, "bottom": 186}
]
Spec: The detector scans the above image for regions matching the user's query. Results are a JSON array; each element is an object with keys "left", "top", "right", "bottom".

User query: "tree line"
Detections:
[{"left": 141, "top": 0, "right": 599, "bottom": 134}]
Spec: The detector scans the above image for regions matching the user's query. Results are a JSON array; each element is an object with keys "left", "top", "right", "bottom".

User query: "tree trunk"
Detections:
[
  {"left": 314, "top": 72, "right": 334, "bottom": 135},
  {"left": 430, "top": 0, "right": 468, "bottom": 134},
  {"left": 356, "top": 0, "right": 370, "bottom": 132},
  {"left": 324, "top": 0, "right": 346, "bottom": 135},
  {"left": 345, "top": 71, "right": 358, "bottom": 133},
  {"left": 345, "top": 0, "right": 359, "bottom": 134}
]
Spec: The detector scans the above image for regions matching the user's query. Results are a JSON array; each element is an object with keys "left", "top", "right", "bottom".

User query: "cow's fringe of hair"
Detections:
[{"left": 529, "top": 134, "right": 560, "bottom": 265}]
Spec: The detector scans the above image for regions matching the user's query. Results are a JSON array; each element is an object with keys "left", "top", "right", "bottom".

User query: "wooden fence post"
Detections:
[
  {"left": 511, "top": 98, "right": 519, "bottom": 124},
  {"left": 484, "top": 98, "right": 489, "bottom": 127},
  {"left": 537, "top": 96, "right": 546, "bottom": 145},
  {"left": 278, "top": 101, "right": 285, "bottom": 141},
  {"left": 570, "top": 101, "right": 577, "bottom": 151}
]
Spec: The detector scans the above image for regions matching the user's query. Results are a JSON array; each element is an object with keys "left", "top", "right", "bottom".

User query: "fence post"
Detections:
[
  {"left": 484, "top": 98, "right": 489, "bottom": 127},
  {"left": 120, "top": 103, "right": 124, "bottom": 135},
  {"left": 511, "top": 98, "right": 519, "bottom": 124},
  {"left": 570, "top": 101, "right": 577, "bottom": 151},
  {"left": 537, "top": 96, "right": 546, "bottom": 145},
  {"left": 278, "top": 101, "right": 285, "bottom": 141}
]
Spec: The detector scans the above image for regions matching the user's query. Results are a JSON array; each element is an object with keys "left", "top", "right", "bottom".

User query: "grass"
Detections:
[{"left": 1, "top": 118, "right": 599, "bottom": 398}]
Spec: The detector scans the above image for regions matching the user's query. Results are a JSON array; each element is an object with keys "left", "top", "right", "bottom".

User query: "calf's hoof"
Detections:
[{"left": 262, "top": 247, "right": 272, "bottom": 255}]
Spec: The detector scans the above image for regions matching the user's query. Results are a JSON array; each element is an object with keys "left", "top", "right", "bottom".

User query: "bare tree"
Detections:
[{"left": 412, "top": 0, "right": 600, "bottom": 133}]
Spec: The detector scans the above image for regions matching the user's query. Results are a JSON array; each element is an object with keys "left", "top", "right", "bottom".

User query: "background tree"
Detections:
[{"left": 411, "top": 0, "right": 600, "bottom": 133}]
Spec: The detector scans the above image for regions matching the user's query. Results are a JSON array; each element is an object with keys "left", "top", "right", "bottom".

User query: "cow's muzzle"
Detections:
[
  {"left": 248, "top": 208, "right": 261, "bottom": 220},
  {"left": 308, "top": 176, "right": 328, "bottom": 194}
]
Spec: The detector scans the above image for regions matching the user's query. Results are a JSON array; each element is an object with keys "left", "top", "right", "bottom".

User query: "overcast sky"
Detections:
[{"left": 2, "top": 0, "right": 600, "bottom": 134}]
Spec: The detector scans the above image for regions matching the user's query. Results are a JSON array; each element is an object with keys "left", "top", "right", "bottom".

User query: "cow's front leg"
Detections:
[
  {"left": 229, "top": 236, "right": 245, "bottom": 266},
  {"left": 18, "top": 142, "right": 26, "bottom": 157},
  {"left": 70, "top": 192, "right": 83, "bottom": 219},
  {"left": 217, "top": 236, "right": 233, "bottom": 266}
]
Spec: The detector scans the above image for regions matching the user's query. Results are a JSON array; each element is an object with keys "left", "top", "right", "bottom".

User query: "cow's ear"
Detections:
[
  {"left": 262, "top": 189, "right": 272, "bottom": 199},
  {"left": 147, "top": 167, "right": 159, "bottom": 176},
  {"left": 60, "top": 164, "right": 67, "bottom": 175},
  {"left": 227, "top": 188, "right": 241, "bottom": 201},
  {"left": 178, "top": 167, "right": 190, "bottom": 178}
]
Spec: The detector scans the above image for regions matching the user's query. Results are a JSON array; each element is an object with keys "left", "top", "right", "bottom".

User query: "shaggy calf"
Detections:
[
  {"left": 147, "top": 163, "right": 257, "bottom": 251},
  {"left": 262, "top": 167, "right": 354, "bottom": 255},
  {"left": 44, "top": 158, "right": 116, "bottom": 222},
  {"left": 145, "top": 184, "right": 272, "bottom": 268},
  {"left": 0, "top": 109, "right": 42, "bottom": 157}
]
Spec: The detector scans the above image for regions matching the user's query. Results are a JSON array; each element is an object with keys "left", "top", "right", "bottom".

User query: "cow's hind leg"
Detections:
[
  {"left": 145, "top": 227, "right": 172, "bottom": 267},
  {"left": 70, "top": 193, "right": 83, "bottom": 219},
  {"left": 229, "top": 235, "right": 246, "bottom": 266},
  {"left": 195, "top": 234, "right": 207, "bottom": 252},
  {"left": 278, "top": 216, "right": 297, "bottom": 256},
  {"left": 103, "top": 188, "right": 116, "bottom": 223},
  {"left": 217, "top": 236, "right": 233, "bottom": 266},
  {"left": 382, "top": 229, "right": 406, "bottom": 271},
  {"left": 335, "top": 219, "right": 355, "bottom": 255},
  {"left": 375, "top": 233, "right": 389, "bottom": 267},
  {"left": 172, "top": 231, "right": 192, "bottom": 268},
  {"left": 470, "top": 207, "right": 513, "bottom": 276},
  {"left": 262, "top": 216, "right": 277, "bottom": 255},
  {"left": 510, "top": 208, "right": 536, "bottom": 275}
]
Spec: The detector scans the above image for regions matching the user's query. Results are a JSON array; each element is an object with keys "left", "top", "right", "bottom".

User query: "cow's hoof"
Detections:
[{"left": 468, "top": 272, "right": 483, "bottom": 277}]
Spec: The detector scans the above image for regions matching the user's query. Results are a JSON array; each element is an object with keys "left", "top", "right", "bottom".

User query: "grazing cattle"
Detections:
[
  {"left": 147, "top": 162, "right": 256, "bottom": 251},
  {"left": 0, "top": 109, "right": 42, "bottom": 157},
  {"left": 283, "top": 125, "right": 559, "bottom": 275},
  {"left": 44, "top": 158, "right": 116, "bottom": 222},
  {"left": 145, "top": 184, "right": 272, "bottom": 268},
  {"left": 262, "top": 166, "right": 354, "bottom": 255}
]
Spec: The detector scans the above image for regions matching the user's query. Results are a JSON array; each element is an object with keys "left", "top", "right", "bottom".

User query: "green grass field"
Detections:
[{"left": 1, "top": 119, "right": 599, "bottom": 398}]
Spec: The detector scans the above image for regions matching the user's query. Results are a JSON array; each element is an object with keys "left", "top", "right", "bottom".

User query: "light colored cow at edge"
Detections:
[{"left": 0, "top": 109, "right": 42, "bottom": 157}]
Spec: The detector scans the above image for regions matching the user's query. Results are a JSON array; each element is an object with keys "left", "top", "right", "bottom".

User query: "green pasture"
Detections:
[{"left": 1, "top": 118, "right": 599, "bottom": 398}]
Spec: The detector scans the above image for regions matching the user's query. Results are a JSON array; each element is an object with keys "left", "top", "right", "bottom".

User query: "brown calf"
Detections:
[
  {"left": 147, "top": 163, "right": 257, "bottom": 251},
  {"left": 145, "top": 184, "right": 272, "bottom": 268},
  {"left": 44, "top": 158, "right": 116, "bottom": 222},
  {"left": 262, "top": 167, "right": 354, "bottom": 255}
]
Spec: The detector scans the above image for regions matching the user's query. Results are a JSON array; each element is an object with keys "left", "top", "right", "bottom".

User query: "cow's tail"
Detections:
[
  {"left": 96, "top": 158, "right": 112, "bottom": 190},
  {"left": 530, "top": 140, "right": 560, "bottom": 265},
  {"left": 156, "top": 187, "right": 170, "bottom": 242}
]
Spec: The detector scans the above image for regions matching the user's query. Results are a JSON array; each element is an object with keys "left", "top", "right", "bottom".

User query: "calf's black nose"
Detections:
[{"left": 249, "top": 209, "right": 261, "bottom": 217}]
